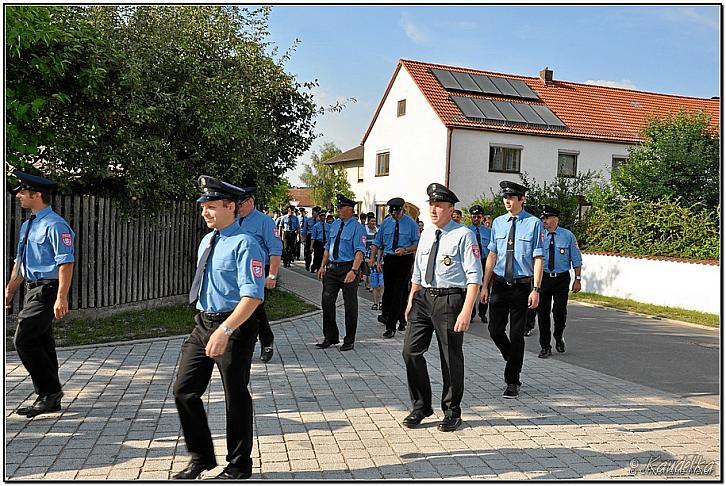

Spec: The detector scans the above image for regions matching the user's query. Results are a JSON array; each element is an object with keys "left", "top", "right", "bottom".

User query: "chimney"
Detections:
[{"left": 539, "top": 67, "right": 553, "bottom": 84}]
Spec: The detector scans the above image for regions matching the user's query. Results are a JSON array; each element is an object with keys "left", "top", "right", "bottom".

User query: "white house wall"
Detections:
[
  {"left": 449, "top": 129, "right": 632, "bottom": 208},
  {"left": 363, "top": 66, "right": 448, "bottom": 224},
  {"left": 341, "top": 161, "right": 365, "bottom": 204}
]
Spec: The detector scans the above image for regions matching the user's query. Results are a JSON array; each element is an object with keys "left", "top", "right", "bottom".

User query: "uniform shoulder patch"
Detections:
[
  {"left": 273, "top": 228, "right": 279, "bottom": 238},
  {"left": 361, "top": 235, "right": 367, "bottom": 245},
  {"left": 471, "top": 244, "right": 481, "bottom": 259},
  {"left": 251, "top": 259, "right": 264, "bottom": 278},
  {"left": 61, "top": 233, "right": 73, "bottom": 247}
]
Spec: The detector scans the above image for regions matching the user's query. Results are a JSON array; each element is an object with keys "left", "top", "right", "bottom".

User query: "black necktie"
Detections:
[
  {"left": 189, "top": 229, "right": 219, "bottom": 305},
  {"left": 14, "top": 214, "right": 37, "bottom": 280},
  {"left": 332, "top": 220, "right": 345, "bottom": 260},
  {"left": 392, "top": 218, "right": 400, "bottom": 250},
  {"left": 288, "top": 215, "right": 292, "bottom": 230},
  {"left": 475, "top": 226, "right": 482, "bottom": 260},
  {"left": 504, "top": 217, "right": 516, "bottom": 284},
  {"left": 548, "top": 232, "right": 556, "bottom": 272},
  {"left": 322, "top": 222, "right": 326, "bottom": 244},
  {"left": 425, "top": 229, "right": 442, "bottom": 286}
]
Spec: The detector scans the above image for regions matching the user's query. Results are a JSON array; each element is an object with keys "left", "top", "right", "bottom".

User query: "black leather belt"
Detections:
[
  {"left": 201, "top": 311, "right": 232, "bottom": 322},
  {"left": 544, "top": 271, "right": 570, "bottom": 278},
  {"left": 25, "top": 279, "right": 58, "bottom": 290},
  {"left": 492, "top": 274, "right": 532, "bottom": 285},
  {"left": 328, "top": 261, "right": 353, "bottom": 267},
  {"left": 425, "top": 287, "right": 466, "bottom": 296}
]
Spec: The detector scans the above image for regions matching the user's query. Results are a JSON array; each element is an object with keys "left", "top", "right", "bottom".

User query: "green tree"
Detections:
[
  {"left": 612, "top": 109, "right": 719, "bottom": 207},
  {"left": 300, "top": 142, "right": 353, "bottom": 210},
  {"left": 6, "top": 6, "right": 318, "bottom": 214},
  {"left": 266, "top": 177, "right": 292, "bottom": 213}
]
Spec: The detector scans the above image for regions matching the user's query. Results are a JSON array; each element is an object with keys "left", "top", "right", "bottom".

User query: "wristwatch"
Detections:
[
  {"left": 269, "top": 274, "right": 277, "bottom": 280},
  {"left": 532, "top": 286, "right": 541, "bottom": 293},
  {"left": 351, "top": 267, "right": 359, "bottom": 272},
  {"left": 575, "top": 276, "right": 582, "bottom": 281},
  {"left": 220, "top": 324, "right": 233, "bottom": 336}
]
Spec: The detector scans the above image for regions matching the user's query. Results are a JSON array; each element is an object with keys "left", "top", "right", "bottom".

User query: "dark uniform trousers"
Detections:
[
  {"left": 537, "top": 273, "right": 570, "bottom": 350},
  {"left": 283, "top": 231, "right": 297, "bottom": 265},
  {"left": 403, "top": 288, "right": 465, "bottom": 418},
  {"left": 321, "top": 263, "right": 358, "bottom": 345},
  {"left": 174, "top": 311, "right": 259, "bottom": 471},
  {"left": 303, "top": 237, "right": 312, "bottom": 269},
  {"left": 471, "top": 258, "right": 489, "bottom": 320},
  {"left": 381, "top": 254, "right": 414, "bottom": 330},
  {"left": 255, "top": 265, "right": 273, "bottom": 348},
  {"left": 311, "top": 240, "right": 324, "bottom": 272},
  {"left": 488, "top": 279, "right": 530, "bottom": 386},
  {"left": 14, "top": 280, "right": 62, "bottom": 396}
]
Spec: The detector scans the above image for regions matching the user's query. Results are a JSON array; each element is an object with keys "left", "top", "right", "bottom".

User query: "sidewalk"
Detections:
[{"left": 5, "top": 262, "right": 720, "bottom": 480}]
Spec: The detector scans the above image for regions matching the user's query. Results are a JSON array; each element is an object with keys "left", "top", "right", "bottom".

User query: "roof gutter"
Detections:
[{"left": 445, "top": 127, "right": 453, "bottom": 186}]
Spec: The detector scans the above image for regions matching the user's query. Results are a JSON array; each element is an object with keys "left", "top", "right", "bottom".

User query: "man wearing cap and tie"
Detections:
[
  {"left": 402, "top": 183, "right": 482, "bottom": 432},
  {"left": 173, "top": 175, "right": 266, "bottom": 480},
  {"left": 236, "top": 187, "right": 283, "bottom": 363},
  {"left": 467, "top": 204, "right": 491, "bottom": 323},
  {"left": 480, "top": 181, "right": 544, "bottom": 399},
  {"left": 537, "top": 205, "right": 582, "bottom": 358},
  {"left": 302, "top": 207, "right": 317, "bottom": 271},
  {"left": 6, "top": 172, "right": 75, "bottom": 418},
  {"left": 316, "top": 194, "right": 367, "bottom": 351},
  {"left": 310, "top": 209, "right": 329, "bottom": 273},
  {"left": 280, "top": 205, "right": 300, "bottom": 267},
  {"left": 370, "top": 197, "right": 420, "bottom": 338}
]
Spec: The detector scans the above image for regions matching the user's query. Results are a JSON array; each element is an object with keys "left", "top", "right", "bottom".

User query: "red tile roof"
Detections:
[
  {"left": 288, "top": 187, "right": 314, "bottom": 208},
  {"left": 363, "top": 59, "right": 719, "bottom": 145},
  {"left": 322, "top": 145, "right": 364, "bottom": 165}
]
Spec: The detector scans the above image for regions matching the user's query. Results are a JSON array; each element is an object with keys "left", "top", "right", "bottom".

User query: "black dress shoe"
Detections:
[
  {"left": 377, "top": 315, "right": 387, "bottom": 325},
  {"left": 340, "top": 342, "right": 354, "bottom": 351},
  {"left": 260, "top": 346, "right": 274, "bottom": 362},
  {"left": 503, "top": 384, "right": 520, "bottom": 399},
  {"left": 172, "top": 461, "right": 215, "bottom": 479},
  {"left": 382, "top": 329, "right": 395, "bottom": 339},
  {"left": 555, "top": 339, "right": 566, "bottom": 353},
  {"left": 402, "top": 409, "right": 434, "bottom": 428},
  {"left": 538, "top": 348, "right": 552, "bottom": 359},
  {"left": 437, "top": 416, "right": 462, "bottom": 432},
  {"left": 24, "top": 391, "right": 63, "bottom": 418},
  {"left": 214, "top": 464, "right": 251, "bottom": 480},
  {"left": 397, "top": 323, "right": 406, "bottom": 332},
  {"left": 315, "top": 339, "right": 339, "bottom": 349},
  {"left": 16, "top": 396, "right": 43, "bottom": 416}
]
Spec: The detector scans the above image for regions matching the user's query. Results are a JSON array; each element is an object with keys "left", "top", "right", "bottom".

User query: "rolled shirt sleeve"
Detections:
[
  {"left": 354, "top": 222, "right": 367, "bottom": 256},
  {"left": 47, "top": 221, "right": 76, "bottom": 265},
  {"left": 264, "top": 217, "right": 283, "bottom": 257},
  {"left": 460, "top": 229, "right": 483, "bottom": 285},
  {"left": 236, "top": 237, "right": 266, "bottom": 301},
  {"left": 570, "top": 231, "right": 583, "bottom": 269},
  {"left": 531, "top": 219, "right": 544, "bottom": 258}
]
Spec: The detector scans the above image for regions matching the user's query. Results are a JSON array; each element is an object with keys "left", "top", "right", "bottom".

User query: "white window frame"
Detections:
[
  {"left": 375, "top": 151, "right": 390, "bottom": 177},
  {"left": 488, "top": 144, "right": 523, "bottom": 173},
  {"left": 557, "top": 150, "right": 579, "bottom": 178}
]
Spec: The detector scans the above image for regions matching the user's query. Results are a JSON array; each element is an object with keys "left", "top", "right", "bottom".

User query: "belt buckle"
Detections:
[
  {"left": 548, "top": 272, "right": 557, "bottom": 278},
  {"left": 505, "top": 280, "right": 514, "bottom": 286}
]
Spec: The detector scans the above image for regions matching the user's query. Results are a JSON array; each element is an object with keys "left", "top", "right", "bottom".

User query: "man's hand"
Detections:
[
  {"left": 571, "top": 279, "right": 581, "bottom": 293},
  {"left": 317, "top": 266, "right": 326, "bottom": 280},
  {"left": 6, "top": 288, "right": 15, "bottom": 309},
  {"left": 404, "top": 300, "right": 413, "bottom": 322},
  {"left": 265, "top": 276, "right": 277, "bottom": 290},
  {"left": 394, "top": 248, "right": 406, "bottom": 256},
  {"left": 205, "top": 328, "right": 230, "bottom": 357},
  {"left": 344, "top": 270, "right": 356, "bottom": 284},
  {"left": 527, "top": 290, "right": 540, "bottom": 309},
  {"left": 368, "top": 258, "right": 376, "bottom": 269},
  {"left": 453, "top": 310, "right": 471, "bottom": 332},
  {"left": 480, "top": 285, "right": 489, "bottom": 304},
  {"left": 54, "top": 297, "right": 69, "bottom": 320},
  {"left": 376, "top": 261, "right": 382, "bottom": 273}
]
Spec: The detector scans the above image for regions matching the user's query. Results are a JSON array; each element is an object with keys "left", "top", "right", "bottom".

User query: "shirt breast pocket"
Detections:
[
  {"left": 28, "top": 231, "right": 51, "bottom": 257},
  {"left": 557, "top": 246, "right": 568, "bottom": 256},
  {"left": 439, "top": 244, "right": 461, "bottom": 272},
  {"left": 515, "top": 236, "right": 532, "bottom": 256}
]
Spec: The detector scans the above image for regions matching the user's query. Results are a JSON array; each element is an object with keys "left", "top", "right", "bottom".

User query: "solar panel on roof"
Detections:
[
  {"left": 430, "top": 68, "right": 463, "bottom": 91},
  {"left": 450, "top": 96, "right": 485, "bottom": 119},
  {"left": 450, "top": 71, "right": 482, "bottom": 93},
  {"left": 469, "top": 74, "right": 501, "bottom": 96},
  {"left": 508, "top": 79, "right": 540, "bottom": 100},
  {"left": 489, "top": 77, "right": 520, "bottom": 98},
  {"left": 472, "top": 99, "right": 507, "bottom": 122},
  {"left": 492, "top": 101, "right": 527, "bottom": 124},
  {"left": 512, "top": 102, "right": 546, "bottom": 125},
  {"left": 530, "top": 104, "right": 567, "bottom": 128}
]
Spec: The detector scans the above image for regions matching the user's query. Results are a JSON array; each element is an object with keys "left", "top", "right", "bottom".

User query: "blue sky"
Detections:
[{"left": 262, "top": 5, "right": 720, "bottom": 186}]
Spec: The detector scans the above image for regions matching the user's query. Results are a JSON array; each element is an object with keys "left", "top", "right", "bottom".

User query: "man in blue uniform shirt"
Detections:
[
  {"left": 537, "top": 205, "right": 582, "bottom": 358},
  {"left": 173, "top": 175, "right": 266, "bottom": 480},
  {"left": 6, "top": 172, "right": 75, "bottom": 418},
  {"left": 402, "top": 183, "right": 482, "bottom": 432},
  {"left": 370, "top": 197, "right": 420, "bottom": 338},
  {"left": 310, "top": 209, "right": 329, "bottom": 273},
  {"left": 280, "top": 205, "right": 299, "bottom": 267},
  {"left": 467, "top": 204, "right": 491, "bottom": 323},
  {"left": 300, "top": 207, "right": 316, "bottom": 271},
  {"left": 481, "top": 181, "right": 544, "bottom": 399},
  {"left": 237, "top": 188, "right": 283, "bottom": 363},
  {"left": 316, "top": 194, "right": 367, "bottom": 351}
]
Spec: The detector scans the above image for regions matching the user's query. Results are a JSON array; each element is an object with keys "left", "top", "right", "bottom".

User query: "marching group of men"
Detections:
[{"left": 7, "top": 170, "right": 582, "bottom": 479}]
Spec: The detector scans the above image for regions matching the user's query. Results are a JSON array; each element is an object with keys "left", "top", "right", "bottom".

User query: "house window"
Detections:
[
  {"left": 357, "top": 165, "right": 364, "bottom": 183},
  {"left": 397, "top": 99, "right": 406, "bottom": 117},
  {"left": 376, "top": 151, "right": 390, "bottom": 176},
  {"left": 355, "top": 202, "right": 363, "bottom": 214},
  {"left": 557, "top": 152, "right": 578, "bottom": 178},
  {"left": 612, "top": 156, "right": 627, "bottom": 174},
  {"left": 489, "top": 146, "right": 521, "bottom": 173},
  {"left": 375, "top": 204, "right": 387, "bottom": 223}
]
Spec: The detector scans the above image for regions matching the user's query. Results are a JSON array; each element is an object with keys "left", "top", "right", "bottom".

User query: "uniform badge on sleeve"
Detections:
[
  {"left": 273, "top": 228, "right": 279, "bottom": 238},
  {"left": 61, "top": 233, "right": 73, "bottom": 247},
  {"left": 471, "top": 244, "right": 481, "bottom": 259},
  {"left": 361, "top": 235, "right": 367, "bottom": 245},
  {"left": 251, "top": 259, "right": 264, "bottom": 278}
]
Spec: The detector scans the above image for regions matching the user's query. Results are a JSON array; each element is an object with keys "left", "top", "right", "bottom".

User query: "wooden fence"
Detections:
[{"left": 5, "top": 193, "right": 208, "bottom": 315}]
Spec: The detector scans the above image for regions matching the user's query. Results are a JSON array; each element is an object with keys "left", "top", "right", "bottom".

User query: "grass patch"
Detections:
[
  {"left": 571, "top": 292, "right": 719, "bottom": 328},
  {"left": 7, "top": 288, "right": 317, "bottom": 349}
]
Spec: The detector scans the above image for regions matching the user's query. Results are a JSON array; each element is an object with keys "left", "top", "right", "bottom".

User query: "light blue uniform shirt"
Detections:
[
  {"left": 488, "top": 210, "right": 544, "bottom": 278},
  {"left": 412, "top": 220, "right": 482, "bottom": 288},
  {"left": 325, "top": 217, "right": 367, "bottom": 263},
  {"left": 467, "top": 224, "right": 491, "bottom": 261},
  {"left": 301, "top": 216, "right": 315, "bottom": 235},
  {"left": 196, "top": 222, "right": 266, "bottom": 313},
  {"left": 543, "top": 226, "right": 582, "bottom": 273},
  {"left": 15, "top": 206, "right": 75, "bottom": 281},
  {"left": 312, "top": 221, "right": 331, "bottom": 242},
  {"left": 372, "top": 214, "right": 420, "bottom": 255},
  {"left": 279, "top": 213, "right": 300, "bottom": 233},
  {"left": 238, "top": 209, "right": 283, "bottom": 265}
]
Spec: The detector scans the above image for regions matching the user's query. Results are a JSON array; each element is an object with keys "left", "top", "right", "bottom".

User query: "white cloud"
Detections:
[
  {"left": 399, "top": 12, "right": 428, "bottom": 44},
  {"left": 584, "top": 79, "right": 638, "bottom": 90}
]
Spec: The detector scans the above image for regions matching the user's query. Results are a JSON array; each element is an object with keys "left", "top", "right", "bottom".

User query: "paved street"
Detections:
[{"left": 5, "top": 263, "right": 720, "bottom": 480}]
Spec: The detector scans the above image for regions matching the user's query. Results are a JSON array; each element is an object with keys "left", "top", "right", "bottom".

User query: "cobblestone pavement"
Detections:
[{"left": 5, "top": 265, "right": 720, "bottom": 480}]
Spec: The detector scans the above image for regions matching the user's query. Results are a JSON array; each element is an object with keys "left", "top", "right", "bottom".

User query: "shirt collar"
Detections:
[
  {"left": 220, "top": 221, "right": 240, "bottom": 237},
  {"left": 33, "top": 206, "right": 53, "bottom": 220},
  {"left": 440, "top": 219, "right": 458, "bottom": 233}
]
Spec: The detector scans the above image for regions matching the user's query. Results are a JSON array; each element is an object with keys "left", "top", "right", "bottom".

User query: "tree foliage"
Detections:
[
  {"left": 612, "top": 109, "right": 719, "bottom": 207},
  {"left": 6, "top": 6, "right": 318, "bottom": 214},
  {"left": 300, "top": 142, "right": 353, "bottom": 210},
  {"left": 266, "top": 177, "right": 292, "bottom": 213}
]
